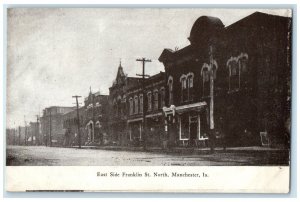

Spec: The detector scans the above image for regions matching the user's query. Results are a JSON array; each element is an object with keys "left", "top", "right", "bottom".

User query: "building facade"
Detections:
[
  {"left": 40, "top": 106, "right": 74, "bottom": 146},
  {"left": 159, "top": 12, "right": 291, "bottom": 148},
  {"left": 108, "top": 63, "right": 142, "bottom": 145},
  {"left": 28, "top": 121, "right": 40, "bottom": 145},
  {"left": 62, "top": 91, "right": 109, "bottom": 146},
  {"left": 126, "top": 71, "right": 166, "bottom": 147},
  {"left": 84, "top": 90, "right": 109, "bottom": 145},
  {"left": 62, "top": 106, "right": 85, "bottom": 147}
]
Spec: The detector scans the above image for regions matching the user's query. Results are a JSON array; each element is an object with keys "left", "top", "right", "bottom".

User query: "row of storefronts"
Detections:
[
  {"left": 107, "top": 12, "right": 291, "bottom": 148},
  {"left": 28, "top": 12, "right": 290, "bottom": 148}
]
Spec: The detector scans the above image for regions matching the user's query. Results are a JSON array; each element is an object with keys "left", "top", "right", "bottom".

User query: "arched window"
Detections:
[
  {"left": 227, "top": 53, "right": 248, "bottom": 91},
  {"left": 201, "top": 64, "right": 210, "bottom": 97},
  {"left": 113, "top": 99, "right": 118, "bottom": 117},
  {"left": 227, "top": 58, "right": 239, "bottom": 90},
  {"left": 153, "top": 89, "right": 159, "bottom": 110},
  {"left": 134, "top": 96, "right": 138, "bottom": 114},
  {"left": 122, "top": 95, "right": 127, "bottom": 116},
  {"left": 180, "top": 75, "right": 187, "bottom": 102},
  {"left": 139, "top": 94, "right": 143, "bottom": 114},
  {"left": 129, "top": 97, "right": 133, "bottom": 115},
  {"left": 147, "top": 91, "right": 152, "bottom": 112},
  {"left": 117, "top": 96, "right": 122, "bottom": 116},
  {"left": 187, "top": 72, "right": 194, "bottom": 101},
  {"left": 160, "top": 87, "right": 165, "bottom": 108},
  {"left": 238, "top": 53, "right": 249, "bottom": 88},
  {"left": 168, "top": 76, "right": 173, "bottom": 105}
]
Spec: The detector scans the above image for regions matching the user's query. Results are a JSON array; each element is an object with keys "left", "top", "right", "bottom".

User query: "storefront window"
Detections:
[{"left": 180, "top": 113, "right": 190, "bottom": 140}]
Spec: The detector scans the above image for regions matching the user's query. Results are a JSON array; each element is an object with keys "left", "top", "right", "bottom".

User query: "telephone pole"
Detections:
[
  {"left": 73, "top": 95, "right": 82, "bottom": 148},
  {"left": 13, "top": 128, "right": 16, "bottom": 145},
  {"left": 49, "top": 110, "right": 52, "bottom": 147},
  {"left": 18, "top": 126, "right": 21, "bottom": 145},
  {"left": 24, "top": 116, "right": 27, "bottom": 146},
  {"left": 36, "top": 115, "right": 39, "bottom": 145},
  {"left": 136, "top": 58, "right": 151, "bottom": 150},
  {"left": 209, "top": 45, "right": 215, "bottom": 130}
]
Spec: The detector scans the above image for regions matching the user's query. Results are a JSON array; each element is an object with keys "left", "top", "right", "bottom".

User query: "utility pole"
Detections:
[
  {"left": 136, "top": 58, "right": 151, "bottom": 150},
  {"left": 36, "top": 115, "right": 39, "bottom": 145},
  {"left": 73, "top": 95, "right": 82, "bottom": 148},
  {"left": 13, "top": 128, "right": 16, "bottom": 145},
  {"left": 49, "top": 110, "right": 52, "bottom": 147},
  {"left": 90, "top": 87, "right": 95, "bottom": 143},
  {"left": 18, "top": 126, "right": 21, "bottom": 145},
  {"left": 209, "top": 45, "right": 215, "bottom": 130},
  {"left": 24, "top": 116, "right": 27, "bottom": 146}
]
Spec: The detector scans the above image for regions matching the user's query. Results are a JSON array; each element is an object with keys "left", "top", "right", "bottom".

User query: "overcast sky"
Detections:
[{"left": 6, "top": 8, "right": 291, "bottom": 128}]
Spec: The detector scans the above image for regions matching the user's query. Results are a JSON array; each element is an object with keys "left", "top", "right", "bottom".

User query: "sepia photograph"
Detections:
[{"left": 4, "top": 7, "right": 292, "bottom": 192}]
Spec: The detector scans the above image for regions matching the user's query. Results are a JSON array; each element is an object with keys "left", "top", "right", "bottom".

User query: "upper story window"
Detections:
[
  {"left": 122, "top": 95, "right": 127, "bottom": 116},
  {"left": 147, "top": 91, "right": 152, "bottom": 112},
  {"left": 153, "top": 89, "right": 159, "bottom": 110},
  {"left": 134, "top": 95, "right": 139, "bottom": 114},
  {"left": 187, "top": 74, "right": 194, "bottom": 101},
  {"left": 160, "top": 87, "right": 165, "bottom": 108},
  {"left": 227, "top": 53, "right": 249, "bottom": 91},
  {"left": 239, "top": 53, "right": 249, "bottom": 88},
  {"left": 180, "top": 72, "right": 194, "bottom": 102},
  {"left": 117, "top": 96, "right": 122, "bottom": 116},
  {"left": 201, "top": 65, "right": 210, "bottom": 97},
  {"left": 167, "top": 76, "right": 173, "bottom": 105},
  {"left": 180, "top": 75, "right": 187, "bottom": 102},
  {"left": 113, "top": 99, "right": 117, "bottom": 117},
  {"left": 139, "top": 94, "right": 143, "bottom": 114},
  {"left": 129, "top": 97, "right": 133, "bottom": 115},
  {"left": 201, "top": 61, "right": 218, "bottom": 97}
]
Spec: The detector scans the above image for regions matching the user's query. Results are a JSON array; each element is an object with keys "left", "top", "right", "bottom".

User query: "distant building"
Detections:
[
  {"left": 62, "top": 90, "right": 109, "bottom": 146},
  {"left": 83, "top": 90, "right": 109, "bottom": 145},
  {"left": 6, "top": 128, "right": 16, "bottom": 145},
  {"left": 28, "top": 122, "right": 40, "bottom": 145},
  {"left": 40, "top": 106, "right": 74, "bottom": 146},
  {"left": 17, "top": 126, "right": 27, "bottom": 145},
  {"left": 62, "top": 107, "right": 85, "bottom": 147}
]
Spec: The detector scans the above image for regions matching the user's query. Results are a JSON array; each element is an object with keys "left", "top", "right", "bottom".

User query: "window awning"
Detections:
[{"left": 176, "top": 102, "right": 207, "bottom": 114}]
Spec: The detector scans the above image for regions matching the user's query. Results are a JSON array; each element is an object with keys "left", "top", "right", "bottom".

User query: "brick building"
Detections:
[
  {"left": 62, "top": 106, "right": 85, "bottom": 146},
  {"left": 62, "top": 90, "right": 109, "bottom": 146},
  {"left": 159, "top": 12, "right": 291, "bottom": 148},
  {"left": 108, "top": 62, "right": 142, "bottom": 145},
  {"left": 83, "top": 90, "right": 109, "bottom": 145},
  {"left": 40, "top": 106, "right": 74, "bottom": 146},
  {"left": 126, "top": 71, "right": 166, "bottom": 147}
]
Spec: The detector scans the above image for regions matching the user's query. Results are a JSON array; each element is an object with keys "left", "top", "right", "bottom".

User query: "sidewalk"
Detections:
[{"left": 71, "top": 145, "right": 289, "bottom": 155}]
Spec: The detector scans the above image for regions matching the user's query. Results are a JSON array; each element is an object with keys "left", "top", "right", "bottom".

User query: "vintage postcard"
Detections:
[{"left": 5, "top": 8, "right": 292, "bottom": 193}]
